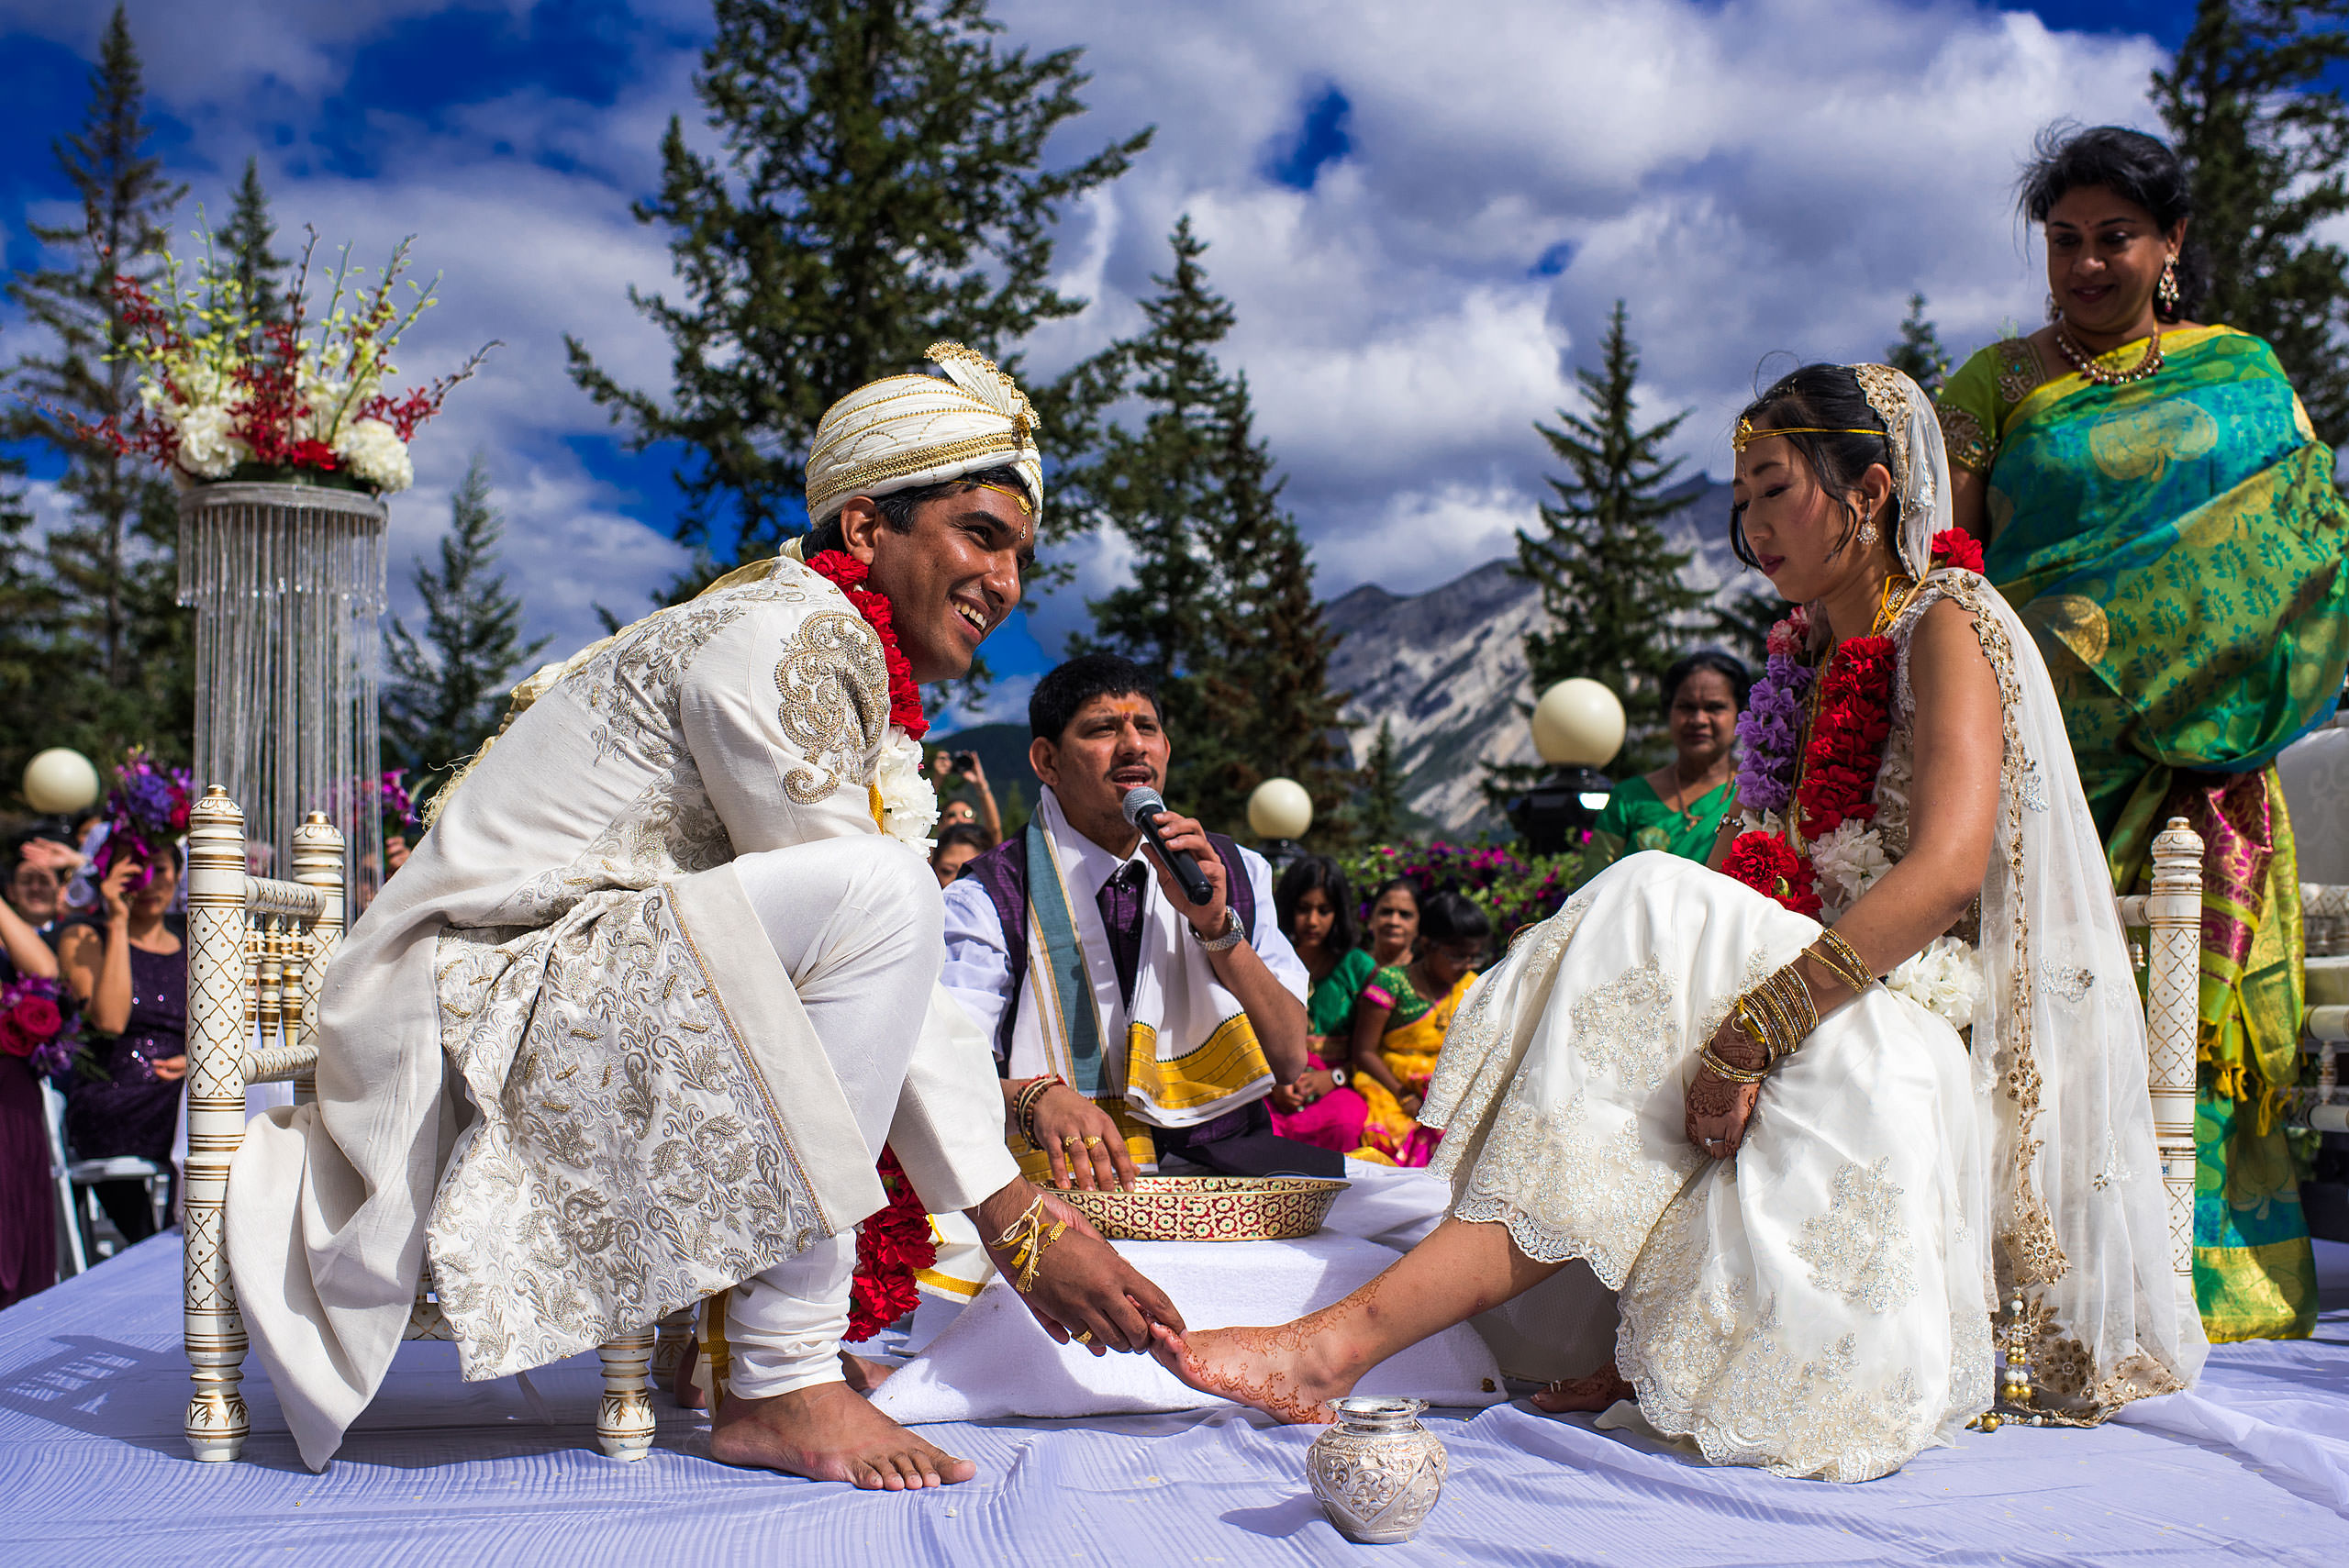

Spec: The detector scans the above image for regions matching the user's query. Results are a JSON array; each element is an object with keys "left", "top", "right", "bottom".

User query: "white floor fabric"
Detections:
[{"left": 3, "top": 1230, "right": 2344, "bottom": 1567}]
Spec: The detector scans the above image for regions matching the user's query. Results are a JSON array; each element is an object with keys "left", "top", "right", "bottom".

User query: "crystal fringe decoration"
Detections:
[{"left": 176, "top": 482, "right": 387, "bottom": 906}]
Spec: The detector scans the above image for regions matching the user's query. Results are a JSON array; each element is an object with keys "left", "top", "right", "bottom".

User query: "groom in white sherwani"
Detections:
[{"left": 226, "top": 345, "right": 1183, "bottom": 1489}]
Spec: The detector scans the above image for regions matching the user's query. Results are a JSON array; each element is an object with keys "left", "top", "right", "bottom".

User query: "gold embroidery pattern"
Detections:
[
  {"left": 1994, "top": 338, "right": 2045, "bottom": 407},
  {"left": 427, "top": 886, "right": 826, "bottom": 1380},
  {"left": 1937, "top": 401, "right": 1992, "bottom": 473},
  {"left": 774, "top": 610, "right": 889, "bottom": 804},
  {"left": 572, "top": 573, "right": 813, "bottom": 766},
  {"left": 1452, "top": 1085, "right": 1701, "bottom": 1289}
]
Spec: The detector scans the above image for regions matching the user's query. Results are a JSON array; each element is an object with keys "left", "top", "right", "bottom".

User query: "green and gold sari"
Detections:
[{"left": 1942, "top": 326, "right": 2349, "bottom": 1340}]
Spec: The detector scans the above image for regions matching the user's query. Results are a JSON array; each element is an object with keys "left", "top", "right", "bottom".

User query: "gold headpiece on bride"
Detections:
[{"left": 1730, "top": 418, "right": 1882, "bottom": 453}]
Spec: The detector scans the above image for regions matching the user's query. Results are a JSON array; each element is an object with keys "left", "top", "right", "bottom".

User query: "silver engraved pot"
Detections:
[{"left": 1307, "top": 1396, "right": 1446, "bottom": 1544}]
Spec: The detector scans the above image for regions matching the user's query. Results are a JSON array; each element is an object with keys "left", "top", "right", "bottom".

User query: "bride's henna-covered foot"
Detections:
[
  {"left": 1531, "top": 1360, "right": 1634, "bottom": 1413},
  {"left": 1146, "top": 1282, "right": 1387, "bottom": 1425}
]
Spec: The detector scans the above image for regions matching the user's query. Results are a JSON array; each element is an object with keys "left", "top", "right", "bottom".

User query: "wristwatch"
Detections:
[
  {"left": 1189, "top": 907, "right": 1246, "bottom": 952},
  {"left": 1329, "top": 1067, "right": 1348, "bottom": 1088}
]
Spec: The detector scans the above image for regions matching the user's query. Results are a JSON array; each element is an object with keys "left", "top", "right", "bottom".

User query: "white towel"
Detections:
[{"left": 869, "top": 1232, "right": 1506, "bottom": 1423}]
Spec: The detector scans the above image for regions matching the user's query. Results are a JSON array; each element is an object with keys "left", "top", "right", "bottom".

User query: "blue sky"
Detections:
[{"left": 2, "top": 1, "right": 2198, "bottom": 723}]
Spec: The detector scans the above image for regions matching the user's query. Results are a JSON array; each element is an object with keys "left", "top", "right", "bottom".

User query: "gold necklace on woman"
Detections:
[
  {"left": 1665, "top": 761, "right": 1722, "bottom": 826},
  {"left": 2054, "top": 318, "right": 2164, "bottom": 386}
]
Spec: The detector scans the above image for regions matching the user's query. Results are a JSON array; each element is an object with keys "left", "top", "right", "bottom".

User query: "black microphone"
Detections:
[{"left": 1120, "top": 785, "right": 1214, "bottom": 906}]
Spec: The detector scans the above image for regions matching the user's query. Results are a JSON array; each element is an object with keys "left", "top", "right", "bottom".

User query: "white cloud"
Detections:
[{"left": 5, "top": 0, "right": 2168, "bottom": 645}]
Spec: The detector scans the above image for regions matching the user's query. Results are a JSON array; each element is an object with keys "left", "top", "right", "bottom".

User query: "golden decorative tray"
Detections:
[{"left": 1058, "top": 1175, "right": 1348, "bottom": 1242}]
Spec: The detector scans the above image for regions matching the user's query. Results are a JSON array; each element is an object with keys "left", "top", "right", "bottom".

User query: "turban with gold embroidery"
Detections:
[{"left": 804, "top": 341, "right": 1042, "bottom": 524}]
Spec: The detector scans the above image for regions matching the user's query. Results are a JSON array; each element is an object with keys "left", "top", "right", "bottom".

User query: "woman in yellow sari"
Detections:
[
  {"left": 1349, "top": 891, "right": 1488, "bottom": 1166},
  {"left": 1940, "top": 126, "right": 2349, "bottom": 1340}
]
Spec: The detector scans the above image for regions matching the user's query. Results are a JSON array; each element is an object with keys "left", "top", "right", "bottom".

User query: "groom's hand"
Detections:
[{"left": 971, "top": 1179, "right": 1186, "bottom": 1355}]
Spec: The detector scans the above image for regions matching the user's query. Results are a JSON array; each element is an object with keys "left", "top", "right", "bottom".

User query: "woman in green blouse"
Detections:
[{"left": 1583, "top": 650, "right": 1750, "bottom": 874}]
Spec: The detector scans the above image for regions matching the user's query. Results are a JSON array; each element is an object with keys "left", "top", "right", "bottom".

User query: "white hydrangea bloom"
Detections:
[
  {"left": 874, "top": 728, "right": 939, "bottom": 852},
  {"left": 1809, "top": 818, "right": 1892, "bottom": 918},
  {"left": 334, "top": 416, "right": 414, "bottom": 494},
  {"left": 1884, "top": 935, "right": 1987, "bottom": 1034},
  {"left": 172, "top": 402, "right": 247, "bottom": 480}
]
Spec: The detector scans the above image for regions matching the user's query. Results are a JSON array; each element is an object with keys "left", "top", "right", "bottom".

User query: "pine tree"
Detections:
[
  {"left": 2155, "top": 0, "right": 2349, "bottom": 442},
  {"left": 2, "top": 5, "right": 189, "bottom": 764},
  {"left": 0, "top": 456, "right": 70, "bottom": 803},
  {"left": 1492, "top": 301, "right": 1702, "bottom": 799},
  {"left": 565, "top": 0, "right": 1151, "bottom": 577},
  {"left": 1358, "top": 718, "right": 1407, "bottom": 846},
  {"left": 1885, "top": 293, "right": 1950, "bottom": 395},
  {"left": 215, "top": 154, "right": 287, "bottom": 346},
  {"left": 382, "top": 455, "right": 551, "bottom": 806},
  {"left": 1068, "top": 221, "right": 1353, "bottom": 838}
]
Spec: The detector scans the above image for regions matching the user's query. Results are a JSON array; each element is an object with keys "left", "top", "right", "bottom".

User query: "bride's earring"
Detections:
[{"left": 1858, "top": 517, "right": 1879, "bottom": 547}]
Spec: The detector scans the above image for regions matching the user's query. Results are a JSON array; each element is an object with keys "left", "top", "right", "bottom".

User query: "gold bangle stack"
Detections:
[
  {"left": 1701, "top": 962, "right": 1820, "bottom": 1083},
  {"left": 1806, "top": 929, "right": 1877, "bottom": 993},
  {"left": 993, "top": 1195, "right": 1069, "bottom": 1294}
]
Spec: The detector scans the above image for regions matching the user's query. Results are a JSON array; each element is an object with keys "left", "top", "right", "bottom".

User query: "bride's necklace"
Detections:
[{"left": 2054, "top": 318, "right": 2164, "bottom": 386}]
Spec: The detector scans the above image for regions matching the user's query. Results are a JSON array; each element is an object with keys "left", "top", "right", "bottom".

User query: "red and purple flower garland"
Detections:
[{"left": 1722, "top": 531, "right": 1982, "bottom": 913}]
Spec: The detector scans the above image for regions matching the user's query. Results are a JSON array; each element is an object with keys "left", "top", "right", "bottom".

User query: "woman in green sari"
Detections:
[
  {"left": 1581, "top": 650, "right": 1749, "bottom": 876},
  {"left": 1940, "top": 126, "right": 2349, "bottom": 1342}
]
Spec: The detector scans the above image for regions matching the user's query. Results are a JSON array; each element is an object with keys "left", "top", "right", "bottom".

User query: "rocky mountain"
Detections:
[{"left": 1327, "top": 473, "right": 1757, "bottom": 834}]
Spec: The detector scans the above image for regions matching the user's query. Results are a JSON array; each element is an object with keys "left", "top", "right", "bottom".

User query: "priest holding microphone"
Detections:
[{"left": 941, "top": 653, "right": 1329, "bottom": 1188}]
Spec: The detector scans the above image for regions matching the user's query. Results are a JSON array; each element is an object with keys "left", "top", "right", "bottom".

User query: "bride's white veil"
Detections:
[{"left": 1859, "top": 363, "right": 2210, "bottom": 1416}]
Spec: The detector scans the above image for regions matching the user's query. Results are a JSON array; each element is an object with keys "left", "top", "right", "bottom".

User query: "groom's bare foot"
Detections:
[
  {"left": 709, "top": 1381, "right": 975, "bottom": 1488},
  {"left": 1147, "top": 1318, "right": 1354, "bottom": 1425},
  {"left": 840, "top": 1350, "right": 896, "bottom": 1394},
  {"left": 1531, "top": 1361, "right": 1634, "bottom": 1413}
]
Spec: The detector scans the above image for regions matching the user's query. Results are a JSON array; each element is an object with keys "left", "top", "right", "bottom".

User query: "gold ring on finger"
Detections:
[
  {"left": 1072, "top": 1329, "right": 1093, "bottom": 1344},
  {"left": 1082, "top": 1135, "right": 1103, "bottom": 1149},
  {"left": 1062, "top": 1134, "right": 1086, "bottom": 1150}
]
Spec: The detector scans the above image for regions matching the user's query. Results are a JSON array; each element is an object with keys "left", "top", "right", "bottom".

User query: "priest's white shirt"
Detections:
[{"left": 939, "top": 787, "right": 1307, "bottom": 1084}]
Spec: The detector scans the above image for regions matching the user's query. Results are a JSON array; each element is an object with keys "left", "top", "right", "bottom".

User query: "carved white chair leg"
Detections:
[
  {"left": 2143, "top": 817, "right": 2205, "bottom": 1323},
  {"left": 650, "top": 1307, "right": 696, "bottom": 1387},
  {"left": 184, "top": 787, "right": 252, "bottom": 1461},
  {"left": 596, "top": 1329, "right": 658, "bottom": 1462}
]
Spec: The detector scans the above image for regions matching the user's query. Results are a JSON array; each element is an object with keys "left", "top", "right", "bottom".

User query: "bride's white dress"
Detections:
[
  {"left": 1427, "top": 847, "right": 1987, "bottom": 1482},
  {"left": 1420, "top": 367, "right": 2205, "bottom": 1483}
]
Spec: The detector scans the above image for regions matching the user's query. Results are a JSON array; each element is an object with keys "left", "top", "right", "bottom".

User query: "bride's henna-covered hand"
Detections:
[{"left": 1685, "top": 1015, "right": 1765, "bottom": 1158}]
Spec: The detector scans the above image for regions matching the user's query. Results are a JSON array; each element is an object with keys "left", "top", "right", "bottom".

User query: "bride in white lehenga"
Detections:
[{"left": 1151, "top": 363, "right": 2206, "bottom": 1482}]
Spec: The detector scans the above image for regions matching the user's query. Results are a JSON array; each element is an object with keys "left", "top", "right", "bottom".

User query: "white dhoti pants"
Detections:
[{"left": 723, "top": 837, "right": 942, "bottom": 1398}]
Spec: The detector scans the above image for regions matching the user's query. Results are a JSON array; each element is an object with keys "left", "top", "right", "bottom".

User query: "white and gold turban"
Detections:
[{"left": 804, "top": 340, "right": 1042, "bottom": 524}]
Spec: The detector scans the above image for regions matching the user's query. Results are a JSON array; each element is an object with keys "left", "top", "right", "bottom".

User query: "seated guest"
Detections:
[
  {"left": 930, "top": 822, "right": 992, "bottom": 889},
  {"left": 57, "top": 850, "right": 186, "bottom": 1246},
  {"left": 1364, "top": 876, "right": 1419, "bottom": 967},
  {"left": 1348, "top": 890, "right": 1487, "bottom": 1166},
  {"left": 1266, "top": 856, "right": 1375, "bottom": 1155},
  {"left": 1581, "top": 650, "right": 1749, "bottom": 877},
  {"left": 941, "top": 653, "right": 1320, "bottom": 1192}
]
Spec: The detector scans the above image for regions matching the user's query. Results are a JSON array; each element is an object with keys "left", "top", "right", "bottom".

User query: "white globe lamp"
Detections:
[
  {"left": 1531, "top": 679, "right": 1626, "bottom": 768},
  {"left": 1247, "top": 777, "right": 1314, "bottom": 841},
  {"left": 22, "top": 748, "right": 102, "bottom": 816}
]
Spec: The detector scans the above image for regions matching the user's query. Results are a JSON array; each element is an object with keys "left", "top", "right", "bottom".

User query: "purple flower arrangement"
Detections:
[
  {"left": 95, "top": 746, "right": 195, "bottom": 892},
  {"left": 1, "top": 973, "right": 87, "bottom": 1083}
]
